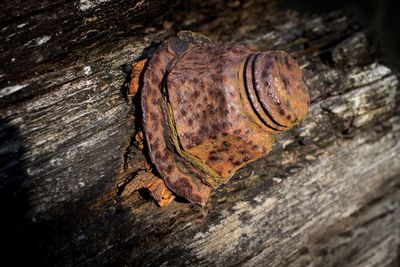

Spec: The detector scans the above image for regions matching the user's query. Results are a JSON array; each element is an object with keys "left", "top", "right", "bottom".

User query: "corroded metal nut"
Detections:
[{"left": 137, "top": 31, "right": 310, "bottom": 205}]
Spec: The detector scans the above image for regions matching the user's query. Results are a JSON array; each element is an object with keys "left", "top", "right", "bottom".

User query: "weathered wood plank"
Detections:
[{"left": 0, "top": 1, "right": 399, "bottom": 266}]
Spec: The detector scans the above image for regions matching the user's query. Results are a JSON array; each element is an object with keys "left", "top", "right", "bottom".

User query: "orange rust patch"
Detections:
[
  {"left": 147, "top": 177, "right": 175, "bottom": 207},
  {"left": 128, "top": 59, "right": 147, "bottom": 97},
  {"left": 121, "top": 171, "right": 175, "bottom": 207}
]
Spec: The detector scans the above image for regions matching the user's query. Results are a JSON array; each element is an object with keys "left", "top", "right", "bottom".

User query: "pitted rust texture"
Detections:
[
  {"left": 135, "top": 31, "right": 310, "bottom": 205},
  {"left": 140, "top": 34, "right": 213, "bottom": 205},
  {"left": 251, "top": 51, "right": 310, "bottom": 128},
  {"left": 168, "top": 44, "right": 275, "bottom": 181}
]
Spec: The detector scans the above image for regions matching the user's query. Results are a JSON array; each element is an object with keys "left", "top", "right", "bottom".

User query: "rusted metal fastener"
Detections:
[{"left": 129, "top": 31, "right": 310, "bottom": 206}]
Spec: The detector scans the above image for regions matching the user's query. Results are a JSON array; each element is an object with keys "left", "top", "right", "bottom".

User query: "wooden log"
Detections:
[{"left": 0, "top": 1, "right": 399, "bottom": 266}]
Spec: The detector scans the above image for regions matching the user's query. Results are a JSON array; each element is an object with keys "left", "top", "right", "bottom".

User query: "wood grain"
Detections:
[{"left": 0, "top": 0, "right": 399, "bottom": 266}]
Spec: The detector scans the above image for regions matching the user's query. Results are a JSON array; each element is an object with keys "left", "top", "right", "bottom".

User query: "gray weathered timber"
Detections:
[{"left": 0, "top": 0, "right": 399, "bottom": 266}]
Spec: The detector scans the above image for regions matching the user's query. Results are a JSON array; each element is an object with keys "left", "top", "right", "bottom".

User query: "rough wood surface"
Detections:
[{"left": 1, "top": 0, "right": 399, "bottom": 266}]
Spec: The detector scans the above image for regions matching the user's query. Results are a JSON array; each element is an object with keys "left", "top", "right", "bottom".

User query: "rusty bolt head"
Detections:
[{"left": 137, "top": 32, "right": 310, "bottom": 205}]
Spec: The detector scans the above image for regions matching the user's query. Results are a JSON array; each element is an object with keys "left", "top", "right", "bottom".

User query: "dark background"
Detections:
[{"left": 283, "top": 0, "right": 400, "bottom": 68}]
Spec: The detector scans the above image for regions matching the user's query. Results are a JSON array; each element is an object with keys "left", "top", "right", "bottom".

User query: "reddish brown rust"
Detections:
[
  {"left": 121, "top": 171, "right": 174, "bottom": 207},
  {"left": 129, "top": 59, "right": 147, "bottom": 96},
  {"left": 131, "top": 31, "right": 310, "bottom": 206}
]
